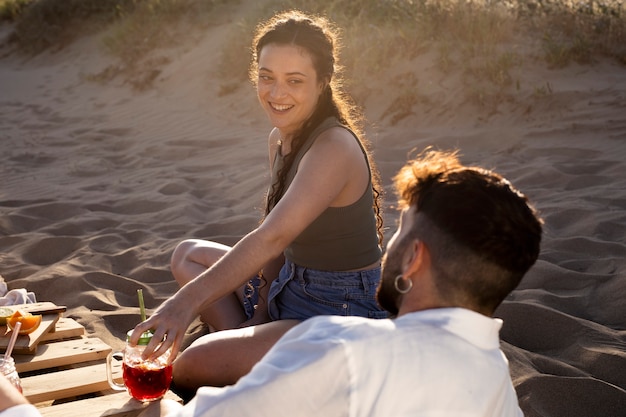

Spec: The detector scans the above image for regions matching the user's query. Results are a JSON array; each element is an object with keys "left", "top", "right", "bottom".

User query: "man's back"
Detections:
[
  {"left": 344, "top": 309, "right": 522, "bottom": 416},
  {"left": 186, "top": 311, "right": 523, "bottom": 417}
]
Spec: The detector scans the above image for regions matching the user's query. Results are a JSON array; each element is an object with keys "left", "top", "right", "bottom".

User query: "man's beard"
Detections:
[{"left": 376, "top": 247, "right": 405, "bottom": 317}]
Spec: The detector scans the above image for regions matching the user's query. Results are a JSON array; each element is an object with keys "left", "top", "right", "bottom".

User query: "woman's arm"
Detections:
[{"left": 132, "top": 127, "right": 365, "bottom": 359}]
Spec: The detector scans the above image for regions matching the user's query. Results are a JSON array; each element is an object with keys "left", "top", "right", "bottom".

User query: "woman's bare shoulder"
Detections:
[{"left": 313, "top": 125, "right": 361, "bottom": 154}]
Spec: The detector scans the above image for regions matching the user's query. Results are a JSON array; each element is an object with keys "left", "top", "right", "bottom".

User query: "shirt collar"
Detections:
[{"left": 397, "top": 308, "right": 503, "bottom": 350}]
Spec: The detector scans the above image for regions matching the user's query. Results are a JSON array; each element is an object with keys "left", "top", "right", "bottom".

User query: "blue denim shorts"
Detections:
[{"left": 255, "top": 260, "right": 388, "bottom": 321}]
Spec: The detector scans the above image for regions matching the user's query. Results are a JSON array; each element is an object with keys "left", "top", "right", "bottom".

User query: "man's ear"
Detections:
[{"left": 403, "top": 240, "right": 427, "bottom": 276}]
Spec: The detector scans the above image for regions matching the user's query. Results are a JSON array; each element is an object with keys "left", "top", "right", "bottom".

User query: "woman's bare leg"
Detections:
[
  {"left": 170, "top": 239, "right": 247, "bottom": 330},
  {"left": 172, "top": 319, "right": 299, "bottom": 391}
]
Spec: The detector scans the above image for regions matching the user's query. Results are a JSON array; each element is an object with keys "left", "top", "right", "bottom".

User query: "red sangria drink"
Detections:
[
  {"left": 123, "top": 361, "right": 173, "bottom": 402},
  {"left": 107, "top": 330, "right": 173, "bottom": 402}
]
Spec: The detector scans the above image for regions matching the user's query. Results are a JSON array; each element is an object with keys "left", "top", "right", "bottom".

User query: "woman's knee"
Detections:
[
  {"left": 170, "top": 239, "right": 198, "bottom": 270},
  {"left": 170, "top": 240, "right": 230, "bottom": 277},
  {"left": 170, "top": 240, "right": 198, "bottom": 284}
]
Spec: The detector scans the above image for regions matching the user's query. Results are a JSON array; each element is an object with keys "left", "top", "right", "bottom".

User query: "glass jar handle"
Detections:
[{"left": 106, "top": 351, "right": 126, "bottom": 391}]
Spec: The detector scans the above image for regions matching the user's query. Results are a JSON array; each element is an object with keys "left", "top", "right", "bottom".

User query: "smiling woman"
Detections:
[{"left": 129, "top": 9, "right": 387, "bottom": 398}]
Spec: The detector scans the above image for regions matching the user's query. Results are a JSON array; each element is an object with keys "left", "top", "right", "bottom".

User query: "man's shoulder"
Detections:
[{"left": 291, "top": 315, "right": 394, "bottom": 341}]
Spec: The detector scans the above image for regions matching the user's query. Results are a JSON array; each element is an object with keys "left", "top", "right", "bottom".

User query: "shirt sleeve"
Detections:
[
  {"left": 0, "top": 404, "right": 42, "bottom": 417},
  {"left": 170, "top": 318, "right": 351, "bottom": 417}
]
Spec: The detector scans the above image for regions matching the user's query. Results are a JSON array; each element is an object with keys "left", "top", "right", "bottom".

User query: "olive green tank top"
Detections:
[{"left": 269, "top": 117, "right": 381, "bottom": 271}]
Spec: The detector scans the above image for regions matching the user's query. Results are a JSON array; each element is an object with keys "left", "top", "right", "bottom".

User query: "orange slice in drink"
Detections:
[{"left": 7, "top": 310, "right": 42, "bottom": 335}]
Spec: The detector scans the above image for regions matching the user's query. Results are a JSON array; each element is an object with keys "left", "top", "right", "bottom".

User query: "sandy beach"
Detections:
[{"left": 1, "top": 6, "right": 625, "bottom": 416}]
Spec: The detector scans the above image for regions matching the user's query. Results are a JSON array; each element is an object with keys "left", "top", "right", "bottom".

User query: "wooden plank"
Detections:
[
  {"left": 40, "top": 317, "right": 85, "bottom": 342},
  {"left": 37, "top": 391, "right": 182, "bottom": 417},
  {"left": 0, "top": 303, "right": 67, "bottom": 318},
  {"left": 14, "top": 337, "right": 112, "bottom": 373},
  {"left": 22, "top": 361, "right": 123, "bottom": 404},
  {"left": 0, "top": 314, "right": 60, "bottom": 354},
  {"left": 13, "top": 302, "right": 67, "bottom": 316}
]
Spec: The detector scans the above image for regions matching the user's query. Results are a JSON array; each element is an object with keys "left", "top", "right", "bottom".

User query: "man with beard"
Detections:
[{"left": 0, "top": 149, "right": 542, "bottom": 417}]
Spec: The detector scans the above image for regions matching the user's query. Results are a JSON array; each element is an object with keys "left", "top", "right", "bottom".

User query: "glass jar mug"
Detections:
[{"left": 106, "top": 330, "right": 172, "bottom": 402}]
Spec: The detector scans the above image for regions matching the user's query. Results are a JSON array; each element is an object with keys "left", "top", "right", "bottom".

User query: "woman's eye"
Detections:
[
  {"left": 289, "top": 79, "right": 302, "bottom": 84},
  {"left": 259, "top": 75, "right": 272, "bottom": 81}
]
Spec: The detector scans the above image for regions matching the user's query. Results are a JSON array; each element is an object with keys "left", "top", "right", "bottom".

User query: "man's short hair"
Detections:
[{"left": 393, "top": 149, "right": 543, "bottom": 312}]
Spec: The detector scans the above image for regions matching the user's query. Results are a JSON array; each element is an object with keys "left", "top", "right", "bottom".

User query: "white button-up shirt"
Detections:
[{"left": 174, "top": 308, "right": 523, "bottom": 417}]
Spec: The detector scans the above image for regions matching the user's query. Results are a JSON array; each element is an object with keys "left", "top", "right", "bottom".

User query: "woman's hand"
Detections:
[{"left": 129, "top": 294, "right": 198, "bottom": 362}]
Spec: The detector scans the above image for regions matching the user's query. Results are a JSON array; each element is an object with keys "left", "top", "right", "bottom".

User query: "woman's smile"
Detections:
[{"left": 269, "top": 103, "right": 295, "bottom": 112}]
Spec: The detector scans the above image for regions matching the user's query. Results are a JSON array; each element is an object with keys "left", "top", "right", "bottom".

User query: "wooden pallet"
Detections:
[
  {"left": 0, "top": 302, "right": 66, "bottom": 354},
  {"left": 10, "top": 315, "right": 181, "bottom": 417}
]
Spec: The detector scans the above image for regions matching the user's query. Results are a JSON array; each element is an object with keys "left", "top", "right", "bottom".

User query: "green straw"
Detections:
[{"left": 137, "top": 289, "right": 146, "bottom": 322}]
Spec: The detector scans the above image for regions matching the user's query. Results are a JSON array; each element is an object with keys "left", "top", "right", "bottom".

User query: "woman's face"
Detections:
[{"left": 256, "top": 43, "right": 325, "bottom": 139}]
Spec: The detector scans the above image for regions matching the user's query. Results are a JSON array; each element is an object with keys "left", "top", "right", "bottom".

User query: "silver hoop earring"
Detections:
[{"left": 394, "top": 275, "right": 413, "bottom": 294}]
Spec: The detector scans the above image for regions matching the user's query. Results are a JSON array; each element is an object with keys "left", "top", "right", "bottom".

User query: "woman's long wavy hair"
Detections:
[{"left": 250, "top": 10, "right": 384, "bottom": 245}]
